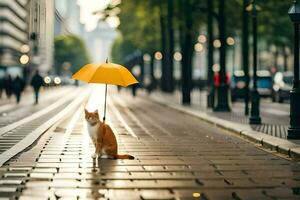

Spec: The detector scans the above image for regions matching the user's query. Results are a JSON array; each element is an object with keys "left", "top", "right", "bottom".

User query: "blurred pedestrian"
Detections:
[
  {"left": 4, "top": 74, "right": 13, "bottom": 99},
  {"left": 213, "top": 72, "right": 230, "bottom": 88},
  {"left": 30, "top": 70, "right": 44, "bottom": 104},
  {"left": 0, "top": 77, "right": 4, "bottom": 98},
  {"left": 213, "top": 72, "right": 230, "bottom": 108},
  {"left": 13, "top": 75, "right": 25, "bottom": 103},
  {"left": 131, "top": 84, "right": 137, "bottom": 97}
]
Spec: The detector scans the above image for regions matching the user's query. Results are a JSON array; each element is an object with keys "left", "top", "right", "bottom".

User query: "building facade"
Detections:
[
  {"left": 54, "top": 0, "right": 117, "bottom": 67},
  {"left": 0, "top": 0, "right": 28, "bottom": 76},
  {"left": 83, "top": 22, "right": 117, "bottom": 63},
  {"left": 54, "top": 0, "right": 84, "bottom": 36},
  {"left": 0, "top": 0, "right": 54, "bottom": 78},
  {"left": 27, "top": 0, "right": 54, "bottom": 74}
]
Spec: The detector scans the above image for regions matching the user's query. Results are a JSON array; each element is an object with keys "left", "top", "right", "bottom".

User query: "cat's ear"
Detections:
[
  {"left": 94, "top": 109, "right": 98, "bottom": 114},
  {"left": 84, "top": 108, "right": 88, "bottom": 114}
]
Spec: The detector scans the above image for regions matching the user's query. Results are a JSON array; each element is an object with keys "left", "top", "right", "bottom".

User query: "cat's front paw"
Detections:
[{"left": 91, "top": 153, "right": 97, "bottom": 159}]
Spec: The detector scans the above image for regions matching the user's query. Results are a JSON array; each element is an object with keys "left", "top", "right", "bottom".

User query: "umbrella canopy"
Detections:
[
  {"left": 72, "top": 63, "right": 138, "bottom": 86},
  {"left": 71, "top": 62, "right": 138, "bottom": 122}
]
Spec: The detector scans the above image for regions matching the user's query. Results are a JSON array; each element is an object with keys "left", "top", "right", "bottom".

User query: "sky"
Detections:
[{"left": 77, "top": 0, "right": 120, "bottom": 31}]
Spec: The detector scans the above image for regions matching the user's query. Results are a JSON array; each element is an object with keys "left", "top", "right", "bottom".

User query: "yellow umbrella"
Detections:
[{"left": 72, "top": 61, "right": 138, "bottom": 121}]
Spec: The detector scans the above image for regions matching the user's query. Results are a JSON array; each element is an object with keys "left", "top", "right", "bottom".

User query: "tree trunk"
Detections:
[
  {"left": 180, "top": 0, "right": 193, "bottom": 105},
  {"left": 166, "top": 0, "right": 174, "bottom": 92},
  {"left": 283, "top": 46, "right": 288, "bottom": 72},
  {"left": 243, "top": 0, "right": 250, "bottom": 115},
  {"left": 207, "top": 0, "right": 214, "bottom": 108},
  {"left": 214, "top": 0, "right": 230, "bottom": 112},
  {"left": 274, "top": 46, "right": 279, "bottom": 70},
  {"left": 159, "top": 6, "right": 168, "bottom": 91},
  {"left": 150, "top": 52, "right": 156, "bottom": 90},
  {"left": 140, "top": 55, "right": 145, "bottom": 87},
  {"left": 219, "top": 0, "right": 226, "bottom": 86}
]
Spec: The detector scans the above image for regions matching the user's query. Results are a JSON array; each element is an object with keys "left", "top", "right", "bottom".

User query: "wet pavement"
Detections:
[
  {"left": 0, "top": 87, "right": 299, "bottom": 200},
  {"left": 149, "top": 90, "right": 290, "bottom": 139},
  {"left": 0, "top": 86, "right": 88, "bottom": 166},
  {"left": 0, "top": 87, "right": 75, "bottom": 128}
]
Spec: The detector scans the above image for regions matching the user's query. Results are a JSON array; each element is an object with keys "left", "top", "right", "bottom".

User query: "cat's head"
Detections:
[{"left": 84, "top": 109, "right": 99, "bottom": 124}]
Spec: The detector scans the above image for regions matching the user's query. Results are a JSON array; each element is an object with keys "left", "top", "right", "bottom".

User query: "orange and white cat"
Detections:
[{"left": 84, "top": 109, "right": 134, "bottom": 159}]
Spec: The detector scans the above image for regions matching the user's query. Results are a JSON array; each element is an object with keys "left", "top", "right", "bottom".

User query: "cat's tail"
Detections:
[{"left": 113, "top": 154, "right": 135, "bottom": 159}]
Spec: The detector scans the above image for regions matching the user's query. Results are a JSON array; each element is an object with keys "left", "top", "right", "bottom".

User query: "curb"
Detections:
[{"left": 148, "top": 94, "right": 300, "bottom": 159}]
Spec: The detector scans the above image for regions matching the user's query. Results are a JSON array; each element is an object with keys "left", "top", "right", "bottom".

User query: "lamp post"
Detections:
[
  {"left": 249, "top": 0, "right": 261, "bottom": 124},
  {"left": 214, "top": 0, "right": 231, "bottom": 112},
  {"left": 287, "top": 1, "right": 300, "bottom": 139},
  {"left": 243, "top": 0, "right": 250, "bottom": 116}
]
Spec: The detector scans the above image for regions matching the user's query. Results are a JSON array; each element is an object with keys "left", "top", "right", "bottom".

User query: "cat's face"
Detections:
[{"left": 84, "top": 109, "right": 99, "bottom": 124}]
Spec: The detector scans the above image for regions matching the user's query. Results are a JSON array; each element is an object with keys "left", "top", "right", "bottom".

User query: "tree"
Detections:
[
  {"left": 110, "top": 0, "right": 161, "bottom": 86},
  {"left": 177, "top": 0, "right": 195, "bottom": 104},
  {"left": 153, "top": 0, "right": 175, "bottom": 92},
  {"left": 109, "top": 0, "right": 293, "bottom": 103},
  {"left": 54, "top": 35, "right": 90, "bottom": 75},
  {"left": 242, "top": 0, "right": 250, "bottom": 115},
  {"left": 257, "top": 0, "right": 292, "bottom": 71},
  {"left": 214, "top": 0, "right": 231, "bottom": 111},
  {"left": 114, "top": 1, "right": 161, "bottom": 55},
  {"left": 175, "top": 0, "right": 206, "bottom": 104},
  {"left": 110, "top": 0, "right": 175, "bottom": 91}
]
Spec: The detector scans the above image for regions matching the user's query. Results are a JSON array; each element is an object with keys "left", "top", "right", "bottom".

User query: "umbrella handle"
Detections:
[{"left": 103, "top": 84, "right": 107, "bottom": 122}]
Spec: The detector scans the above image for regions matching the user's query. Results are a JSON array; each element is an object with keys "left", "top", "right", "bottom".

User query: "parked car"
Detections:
[
  {"left": 231, "top": 70, "right": 273, "bottom": 101},
  {"left": 256, "top": 70, "right": 273, "bottom": 98},
  {"left": 231, "top": 70, "right": 246, "bottom": 102},
  {"left": 272, "top": 71, "right": 293, "bottom": 103},
  {"left": 60, "top": 76, "right": 75, "bottom": 85},
  {"left": 43, "top": 75, "right": 72, "bottom": 87}
]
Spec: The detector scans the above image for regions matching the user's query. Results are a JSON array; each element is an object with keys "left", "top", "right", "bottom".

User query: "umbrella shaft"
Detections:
[{"left": 103, "top": 84, "right": 107, "bottom": 122}]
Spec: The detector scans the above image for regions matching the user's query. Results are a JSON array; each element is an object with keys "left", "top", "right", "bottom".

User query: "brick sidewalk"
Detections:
[
  {"left": 148, "top": 90, "right": 289, "bottom": 139},
  {"left": 0, "top": 90, "right": 299, "bottom": 200}
]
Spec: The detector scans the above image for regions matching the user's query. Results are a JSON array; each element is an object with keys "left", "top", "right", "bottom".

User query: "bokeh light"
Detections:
[
  {"left": 19, "top": 55, "right": 29, "bottom": 65},
  {"left": 213, "top": 39, "right": 221, "bottom": 48},
  {"left": 154, "top": 51, "right": 163, "bottom": 60},
  {"left": 213, "top": 63, "right": 220, "bottom": 72},
  {"left": 226, "top": 37, "right": 235, "bottom": 46},
  {"left": 143, "top": 54, "right": 151, "bottom": 62},
  {"left": 198, "top": 35, "right": 207, "bottom": 43},
  {"left": 173, "top": 52, "right": 182, "bottom": 61},
  {"left": 20, "top": 44, "right": 30, "bottom": 53},
  {"left": 194, "top": 43, "right": 204, "bottom": 52},
  {"left": 44, "top": 76, "right": 51, "bottom": 84}
]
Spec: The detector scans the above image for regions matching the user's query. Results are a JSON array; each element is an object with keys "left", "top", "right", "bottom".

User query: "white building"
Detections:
[
  {"left": 27, "top": 0, "right": 55, "bottom": 73},
  {"left": 0, "top": 0, "right": 29, "bottom": 76},
  {"left": 54, "top": 0, "right": 117, "bottom": 64},
  {"left": 83, "top": 22, "right": 117, "bottom": 63},
  {"left": 0, "top": 0, "right": 55, "bottom": 77},
  {"left": 54, "top": 0, "right": 84, "bottom": 36}
]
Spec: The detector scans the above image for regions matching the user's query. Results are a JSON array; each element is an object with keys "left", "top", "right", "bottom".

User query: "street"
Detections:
[{"left": 0, "top": 86, "right": 299, "bottom": 200}]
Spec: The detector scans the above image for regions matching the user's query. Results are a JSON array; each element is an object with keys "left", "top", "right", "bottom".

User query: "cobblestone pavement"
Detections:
[
  {"left": 149, "top": 90, "right": 290, "bottom": 139},
  {"left": 0, "top": 88, "right": 299, "bottom": 200}
]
